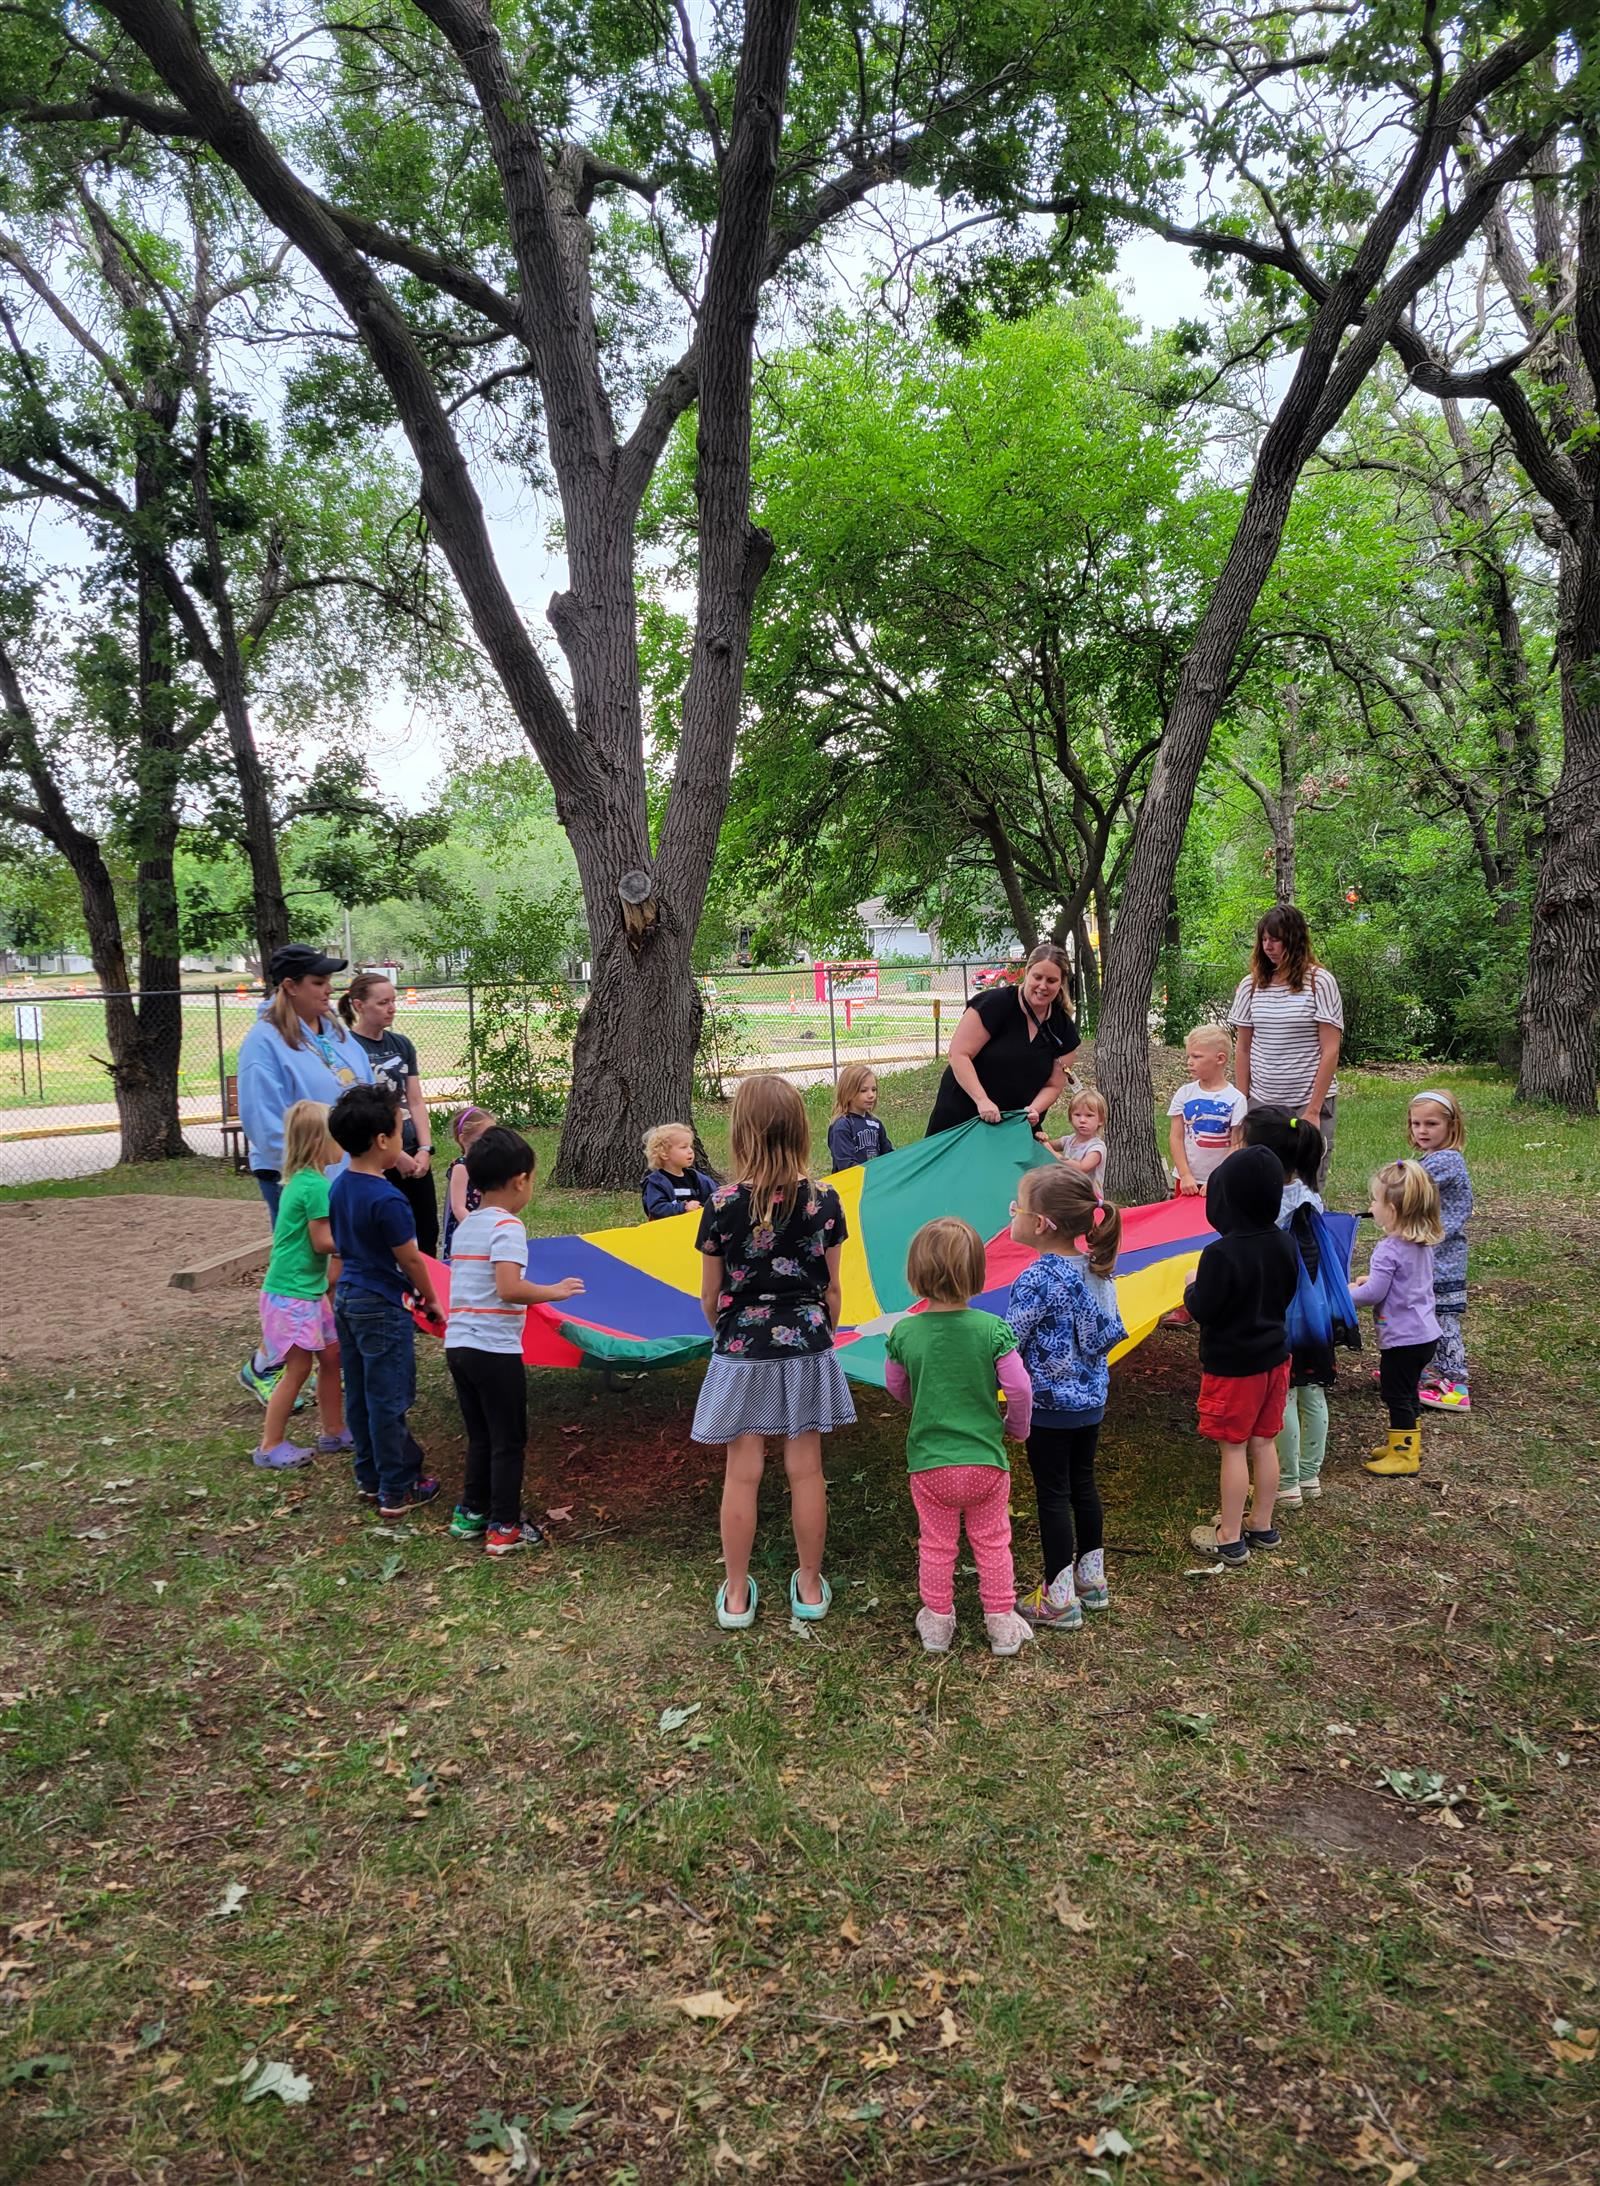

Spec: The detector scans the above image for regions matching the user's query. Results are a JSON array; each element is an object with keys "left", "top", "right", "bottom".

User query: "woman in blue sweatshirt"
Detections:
[
  {"left": 238, "top": 946, "right": 373, "bottom": 1221},
  {"left": 236, "top": 945, "right": 373, "bottom": 1403}
]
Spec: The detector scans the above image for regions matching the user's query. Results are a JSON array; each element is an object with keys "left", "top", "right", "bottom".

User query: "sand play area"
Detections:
[{"left": 0, "top": 1196, "right": 269, "bottom": 1366}]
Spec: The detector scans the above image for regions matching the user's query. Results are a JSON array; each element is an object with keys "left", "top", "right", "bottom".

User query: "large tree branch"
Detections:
[
  {"left": 1302, "top": 114, "right": 1560, "bottom": 452},
  {"left": 0, "top": 231, "right": 137, "bottom": 402},
  {"left": 96, "top": 0, "right": 595, "bottom": 817},
  {"left": 654, "top": 0, "right": 800, "bottom": 917},
  {"left": 315, "top": 200, "right": 525, "bottom": 341},
  {"left": 411, "top": 0, "right": 616, "bottom": 470}
]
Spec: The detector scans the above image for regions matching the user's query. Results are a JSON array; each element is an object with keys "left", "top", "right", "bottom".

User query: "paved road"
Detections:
[{"left": 0, "top": 1045, "right": 953, "bottom": 1187}]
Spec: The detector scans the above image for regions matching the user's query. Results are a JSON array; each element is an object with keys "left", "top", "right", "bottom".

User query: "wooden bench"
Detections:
[{"left": 220, "top": 1072, "right": 248, "bottom": 1173}]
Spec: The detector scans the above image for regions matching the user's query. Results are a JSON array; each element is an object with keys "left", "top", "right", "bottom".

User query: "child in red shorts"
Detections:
[{"left": 1182, "top": 1146, "right": 1300, "bottom": 1568}]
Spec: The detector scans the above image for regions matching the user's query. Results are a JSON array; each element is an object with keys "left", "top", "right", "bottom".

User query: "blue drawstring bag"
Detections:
[{"left": 1285, "top": 1207, "right": 1361, "bottom": 1378}]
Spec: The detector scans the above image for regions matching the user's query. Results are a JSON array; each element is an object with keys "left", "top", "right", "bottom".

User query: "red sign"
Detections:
[{"left": 813, "top": 960, "right": 879, "bottom": 1002}]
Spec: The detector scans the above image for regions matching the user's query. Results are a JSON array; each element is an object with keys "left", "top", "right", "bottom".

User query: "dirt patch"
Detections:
[
  {"left": 0, "top": 1195, "right": 267, "bottom": 1366},
  {"left": 1263, "top": 1777, "right": 1437, "bottom": 1863}
]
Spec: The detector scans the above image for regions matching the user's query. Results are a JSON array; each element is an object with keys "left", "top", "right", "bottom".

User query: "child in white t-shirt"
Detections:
[
  {"left": 444, "top": 1125, "right": 584, "bottom": 1558},
  {"left": 1168, "top": 1025, "right": 1248, "bottom": 1196}
]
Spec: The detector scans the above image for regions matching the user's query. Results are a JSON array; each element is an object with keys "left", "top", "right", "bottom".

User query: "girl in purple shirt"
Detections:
[{"left": 1353, "top": 1160, "right": 1442, "bottom": 1479}]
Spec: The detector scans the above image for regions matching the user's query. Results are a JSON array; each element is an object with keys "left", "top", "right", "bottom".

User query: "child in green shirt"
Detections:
[
  {"left": 885, "top": 1217, "right": 1035, "bottom": 1657},
  {"left": 253, "top": 1101, "right": 348, "bottom": 1468}
]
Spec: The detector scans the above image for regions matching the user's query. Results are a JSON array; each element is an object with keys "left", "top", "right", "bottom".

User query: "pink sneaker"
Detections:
[
  {"left": 1421, "top": 1381, "right": 1471, "bottom": 1413},
  {"left": 985, "top": 1610, "right": 1036, "bottom": 1657}
]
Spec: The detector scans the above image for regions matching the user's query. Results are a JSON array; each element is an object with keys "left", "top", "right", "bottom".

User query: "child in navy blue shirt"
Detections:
[
  {"left": 640, "top": 1123, "right": 716, "bottom": 1219},
  {"left": 827, "top": 1065, "right": 894, "bottom": 1171},
  {"left": 1005, "top": 1163, "right": 1125, "bottom": 1629},
  {"left": 328, "top": 1084, "right": 445, "bottom": 1517}
]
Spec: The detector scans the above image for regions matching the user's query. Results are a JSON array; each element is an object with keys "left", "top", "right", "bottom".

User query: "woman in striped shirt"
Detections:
[{"left": 1228, "top": 907, "right": 1343, "bottom": 1189}]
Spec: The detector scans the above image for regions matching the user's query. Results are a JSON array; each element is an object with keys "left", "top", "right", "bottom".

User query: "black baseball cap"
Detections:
[{"left": 267, "top": 944, "right": 347, "bottom": 984}]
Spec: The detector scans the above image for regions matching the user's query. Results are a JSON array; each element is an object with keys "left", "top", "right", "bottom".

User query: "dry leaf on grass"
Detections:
[
  {"left": 674, "top": 1989, "right": 744, "bottom": 2026},
  {"left": 859, "top": 2042, "right": 899, "bottom": 2073},
  {"left": 1077, "top": 2125, "right": 1134, "bottom": 2159},
  {"left": 937, "top": 2007, "right": 960, "bottom": 2049},
  {"left": 838, "top": 1915, "right": 862, "bottom": 1947},
  {"left": 869, "top": 2007, "right": 916, "bottom": 2039},
  {"left": 1351, "top": 2122, "right": 1419, "bottom": 2183},
  {"left": 206, "top": 1883, "right": 249, "bottom": 1920},
  {"left": 1547, "top": 2023, "right": 1598, "bottom": 2067},
  {"left": 1046, "top": 1884, "right": 1096, "bottom": 1932}
]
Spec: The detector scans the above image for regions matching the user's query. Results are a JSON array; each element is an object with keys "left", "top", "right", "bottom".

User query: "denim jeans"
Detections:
[
  {"left": 334, "top": 1288, "right": 424, "bottom": 1506},
  {"left": 255, "top": 1170, "right": 282, "bottom": 1226}
]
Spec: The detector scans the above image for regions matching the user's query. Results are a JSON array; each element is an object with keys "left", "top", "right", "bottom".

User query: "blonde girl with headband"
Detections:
[
  {"left": 1353, "top": 1161, "right": 1443, "bottom": 1478},
  {"left": 693, "top": 1076, "right": 854, "bottom": 1630},
  {"left": 442, "top": 1105, "right": 496, "bottom": 1261},
  {"left": 1407, "top": 1090, "right": 1474, "bottom": 1413},
  {"left": 1005, "top": 1165, "right": 1126, "bottom": 1627}
]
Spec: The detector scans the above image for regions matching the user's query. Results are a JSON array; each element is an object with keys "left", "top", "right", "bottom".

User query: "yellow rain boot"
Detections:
[{"left": 1365, "top": 1429, "right": 1420, "bottom": 1477}]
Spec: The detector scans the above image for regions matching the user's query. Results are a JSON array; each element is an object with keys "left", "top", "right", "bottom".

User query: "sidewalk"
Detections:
[{"left": 0, "top": 1044, "right": 949, "bottom": 1186}]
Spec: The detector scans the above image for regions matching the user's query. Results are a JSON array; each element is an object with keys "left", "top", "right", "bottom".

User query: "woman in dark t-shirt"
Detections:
[
  {"left": 925, "top": 945, "right": 1081, "bottom": 1137},
  {"left": 339, "top": 973, "right": 440, "bottom": 1257}
]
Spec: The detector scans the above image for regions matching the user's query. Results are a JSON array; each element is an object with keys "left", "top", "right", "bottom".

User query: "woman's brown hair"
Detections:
[
  {"left": 1023, "top": 943, "right": 1071, "bottom": 980},
  {"left": 728, "top": 1074, "right": 812, "bottom": 1228},
  {"left": 906, "top": 1216, "right": 989, "bottom": 1306},
  {"left": 1019, "top": 1163, "right": 1121, "bottom": 1279},
  {"left": 337, "top": 970, "right": 393, "bottom": 1028},
  {"left": 1250, "top": 904, "right": 1316, "bottom": 992}
]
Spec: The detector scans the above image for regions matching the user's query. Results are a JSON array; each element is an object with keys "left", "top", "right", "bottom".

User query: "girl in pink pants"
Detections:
[{"left": 885, "top": 1217, "right": 1035, "bottom": 1656}]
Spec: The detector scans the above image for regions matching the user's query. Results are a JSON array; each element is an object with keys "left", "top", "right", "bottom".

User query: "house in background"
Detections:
[
  {"left": 853, "top": 899, "right": 1024, "bottom": 965},
  {"left": 856, "top": 898, "right": 936, "bottom": 960}
]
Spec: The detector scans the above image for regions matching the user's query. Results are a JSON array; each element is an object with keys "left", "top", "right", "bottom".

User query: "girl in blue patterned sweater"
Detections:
[
  {"left": 1006, "top": 1164, "right": 1126, "bottom": 1629},
  {"left": 1408, "top": 1091, "right": 1474, "bottom": 1412}
]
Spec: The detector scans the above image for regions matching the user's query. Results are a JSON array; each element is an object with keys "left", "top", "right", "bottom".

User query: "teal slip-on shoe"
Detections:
[
  {"left": 716, "top": 1576, "right": 758, "bottom": 1630},
  {"left": 789, "top": 1571, "right": 832, "bottom": 1622}
]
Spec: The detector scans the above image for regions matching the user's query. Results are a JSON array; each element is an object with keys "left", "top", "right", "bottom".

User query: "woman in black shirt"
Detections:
[
  {"left": 339, "top": 973, "right": 440, "bottom": 1256},
  {"left": 925, "top": 945, "right": 1081, "bottom": 1137}
]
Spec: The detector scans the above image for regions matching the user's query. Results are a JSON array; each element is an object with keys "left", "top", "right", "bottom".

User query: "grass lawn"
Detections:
[{"left": 2, "top": 1062, "right": 1599, "bottom": 2181}]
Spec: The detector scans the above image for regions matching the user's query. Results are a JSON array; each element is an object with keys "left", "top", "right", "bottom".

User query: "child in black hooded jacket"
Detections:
[{"left": 1183, "top": 1145, "right": 1300, "bottom": 1568}]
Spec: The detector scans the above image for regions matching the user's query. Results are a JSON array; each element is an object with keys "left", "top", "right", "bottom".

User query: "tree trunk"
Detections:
[
  {"left": 557, "top": 0, "right": 798, "bottom": 1184},
  {"left": 1272, "top": 688, "right": 1300, "bottom": 904},
  {"left": 559, "top": 912, "right": 705, "bottom": 1185},
  {"left": 1098, "top": 111, "right": 1550, "bottom": 1202},
  {"left": 1513, "top": 162, "right": 1600, "bottom": 1111},
  {"left": 191, "top": 395, "right": 292, "bottom": 969},
  {"left": 1100, "top": 462, "right": 1306, "bottom": 1201},
  {"left": 1517, "top": 513, "right": 1600, "bottom": 1110},
  {"left": 0, "top": 635, "right": 188, "bottom": 1163}
]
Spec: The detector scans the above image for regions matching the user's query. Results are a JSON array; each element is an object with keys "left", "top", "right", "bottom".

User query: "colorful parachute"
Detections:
[{"left": 423, "top": 1115, "right": 1227, "bottom": 1386}]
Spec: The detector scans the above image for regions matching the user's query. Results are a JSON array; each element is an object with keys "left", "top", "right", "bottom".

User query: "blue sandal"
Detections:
[
  {"left": 790, "top": 1571, "right": 832, "bottom": 1622},
  {"left": 716, "top": 1576, "right": 758, "bottom": 1630}
]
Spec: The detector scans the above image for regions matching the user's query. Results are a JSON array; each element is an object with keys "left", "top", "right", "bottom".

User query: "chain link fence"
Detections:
[{"left": 0, "top": 961, "right": 1007, "bottom": 1186}]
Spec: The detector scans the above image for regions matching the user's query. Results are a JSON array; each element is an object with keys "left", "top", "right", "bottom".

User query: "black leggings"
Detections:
[
  {"left": 387, "top": 1163, "right": 440, "bottom": 1260},
  {"left": 447, "top": 1348, "right": 528, "bottom": 1526},
  {"left": 1024, "top": 1422, "right": 1103, "bottom": 1581},
  {"left": 1380, "top": 1341, "right": 1437, "bottom": 1431}
]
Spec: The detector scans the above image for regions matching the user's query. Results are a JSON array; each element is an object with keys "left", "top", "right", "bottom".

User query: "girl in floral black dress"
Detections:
[{"left": 694, "top": 1076, "right": 854, "bottom": 1630}]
